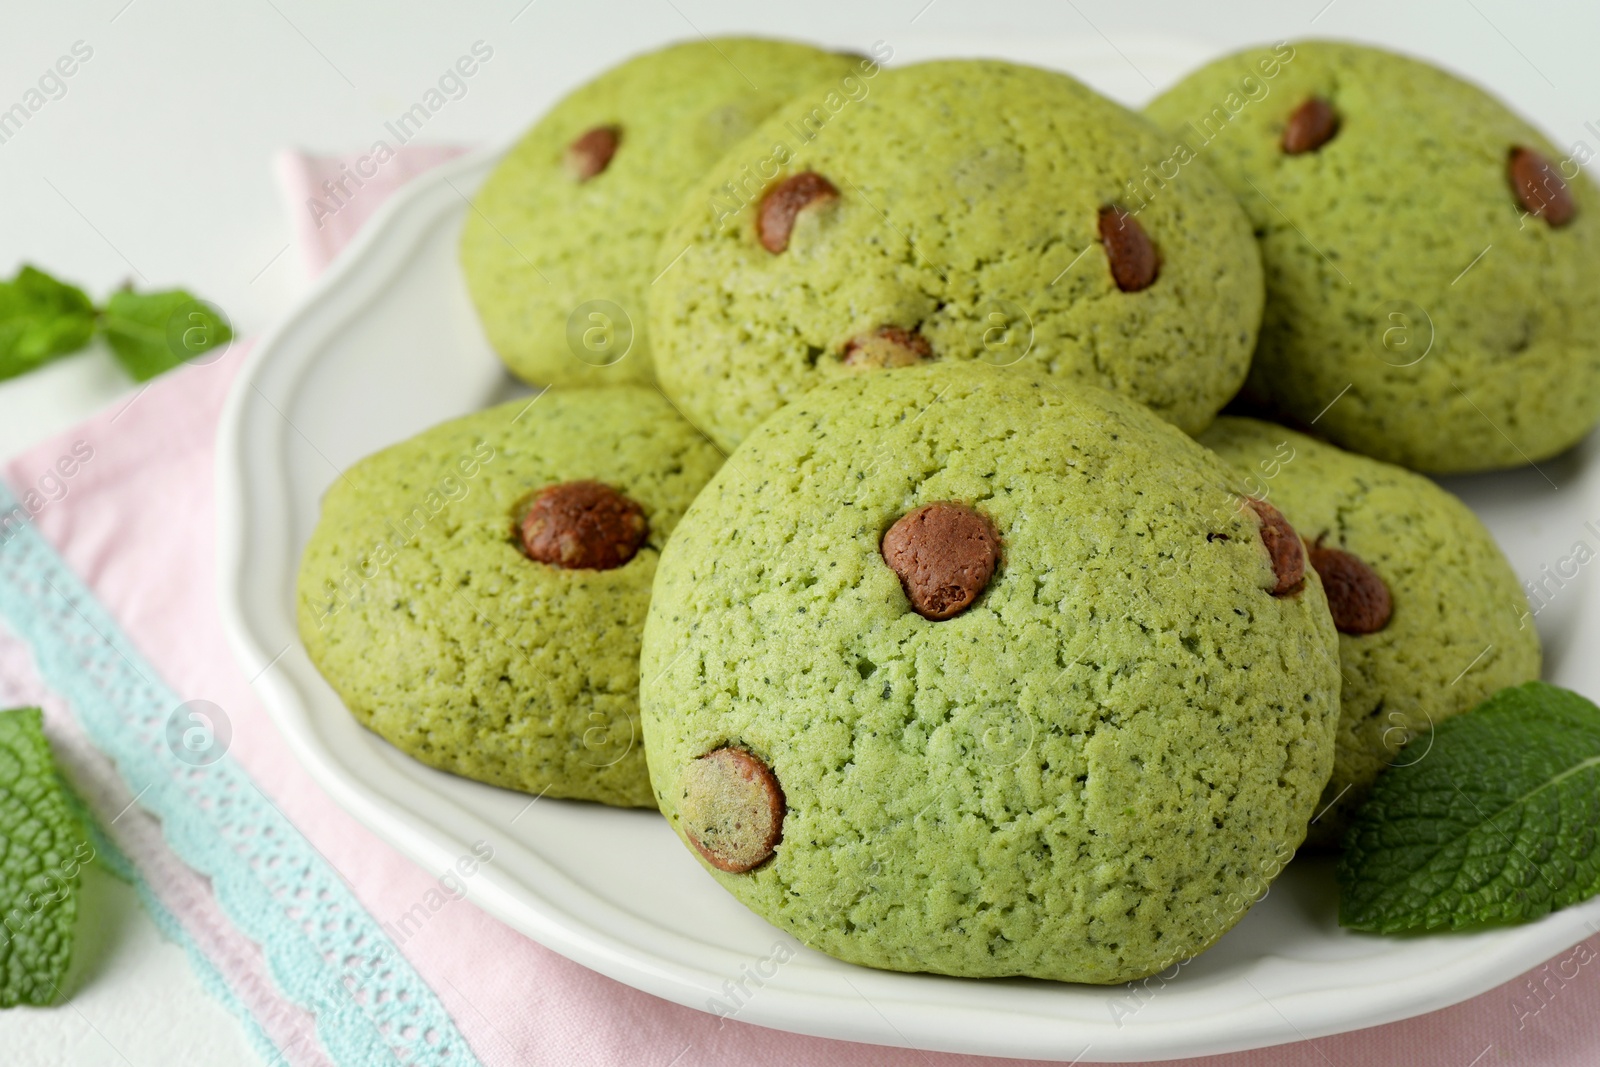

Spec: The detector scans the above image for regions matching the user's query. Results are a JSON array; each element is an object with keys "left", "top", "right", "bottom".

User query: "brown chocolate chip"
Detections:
[
  {"left": 518, "top": 480, "right": 647, "bottom": 570},
  {"left": 681, "top": 747, "right": 785, "bottom": 873},
  {"left": 1307, "top": 542, "right": 1392, "bottom": 634},
  {"left": 1245, "top": 497, "right": 1305, "bottom": 596},
  {"left": 566, "top": 125, "right": 620, "bottom": 181},
  {"left": 1281, "top": 97, "right": 1339, "bottom": 155},
  {"left": 842, "top": 326, "right": 934, "bottom": 370},
  {"left": 758, "top": 172, "right": 838, "bottom": 253},
  {"left": 1508, "top": 146, "right": 1576, "bottom": 227},
  {"left": 1098, "top": 206, "right": 1159, "bottom": 292},
  {"left": 881, "top": 502, "right": 1000, "bottom": 620}
]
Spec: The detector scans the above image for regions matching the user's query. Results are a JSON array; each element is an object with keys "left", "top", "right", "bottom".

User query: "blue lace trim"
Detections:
[
  {"left": 132, "top": 865, "right": 285, "bottom": 1067},
  {"left": 62, "top": 773, "right": 284, "bottom": 1064},
  {"left": 0, "top": 485, "right": 479, "bottom": 1067}
]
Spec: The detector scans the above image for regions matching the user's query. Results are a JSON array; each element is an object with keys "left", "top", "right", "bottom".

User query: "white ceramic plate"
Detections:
[{"left": 216, "top": 36, "right": 1600, "bottom": 1062}]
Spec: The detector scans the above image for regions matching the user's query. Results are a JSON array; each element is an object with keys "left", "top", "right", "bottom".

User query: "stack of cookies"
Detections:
[{"left": 298, "top": 37, "right": 1592, "bottom": 985}]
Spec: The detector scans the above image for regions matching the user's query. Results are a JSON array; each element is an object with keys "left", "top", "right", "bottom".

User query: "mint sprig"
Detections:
[
  {"left": 0, "top": 708, "right": 87, "bottom": 1006},
  {"left": 1339, "top": 681, "right": 1600, "bottom": 933},
  {"left": 0, "top": 264, "right": 230, "bottom": 383}
]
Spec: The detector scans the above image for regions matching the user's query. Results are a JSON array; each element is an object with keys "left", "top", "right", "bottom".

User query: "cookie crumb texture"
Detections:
[
  {"left": 1200, "top": 417, "right": 1540, "bottom": 844},
  {"left": 297, "top": 386, "right": 723, "bottom": 807},
  {"left": 650, "top": 59, "right": 1263, "bottom": 451},
  {"left": 1147, "top": 41, "right": 1600, "bottom": 473},
  {"left": 642, "top": 364, "right": 1340, "bottom": 983},
  {"left": 460, "top": 38, "right": 859, "bottom": 388}
]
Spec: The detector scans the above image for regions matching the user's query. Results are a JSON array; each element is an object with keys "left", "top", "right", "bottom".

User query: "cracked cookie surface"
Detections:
[
  {"left": 1148, "top": 41, "right": 1600, "bottom": 472},
  {"left": 649, "top": 58, "right": 1263, "bottom": 451},
  {"left": 1200, "top": 416, "right": 1541, "bottom": 844},
  {"left": 642, "top": 363, "right": 1340, "bottom": 983},
  {"left": 460, "top": 38, "right": 860, "bottom": 388},
  {"left": 297, "top": 386, "right": 722, "bottom": 807}
]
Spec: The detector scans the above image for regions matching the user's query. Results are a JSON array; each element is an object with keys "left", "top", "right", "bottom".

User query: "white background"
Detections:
[{"left": 0, "top": 1, "right": 1595, "bottom": 1064}]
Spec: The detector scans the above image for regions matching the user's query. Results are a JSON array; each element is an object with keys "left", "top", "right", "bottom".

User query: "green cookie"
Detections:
[
  {"left": 1148, "top": 41, "right": 1600, "bottom": 472},
  {"left": 649, "top": 58, "right": 1264, "bottom": 452},
  {"left": 460, "top": 38, "right": 863, "bottom": 388},
  {"left": 1198, "top": 417, "right": 1541, "bottom": 844},
  {"left": 297, "top": 386, "right": 723, "bottom": 807},
  {"left": 642, "top": 363, "right": 1340, "bottom": 984}
]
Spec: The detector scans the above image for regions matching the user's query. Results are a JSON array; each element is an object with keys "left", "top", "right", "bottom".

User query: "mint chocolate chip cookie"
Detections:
[
  {"left": 1199, "top": 417, "right": 1541, "bottom": 843},
  {"left": 649, "top": 58, "right": 1264, "bottom": 451},
  {"left": 460, "top": 38, "right": 862, "bottom": 388},
  {"left": 1148, "top": 41, "right": 1600, "bottom": 472},
  {"left": 641, "top": 363, "right": 1340, "bottom": 984},
  {"left": 297, "top": 386, "right": 722, "bottom": 807}
]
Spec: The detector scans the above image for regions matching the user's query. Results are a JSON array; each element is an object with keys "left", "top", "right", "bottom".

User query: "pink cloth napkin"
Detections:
[{"left": 4, "top": 145, "right": 1599, "bottom": 1066}]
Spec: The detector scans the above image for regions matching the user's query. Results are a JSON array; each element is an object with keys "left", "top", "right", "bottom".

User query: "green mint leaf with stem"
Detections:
[
  {"left": 0, "top": 707, "right": 89, "bottom": 1007},
  {"left": 1339, "top": 681, "right": 1600, "bottom": 933},
  {"left": 0, "top": 266, "right": 97, "bottom": 381},
  {"left": 100, "top": 287, "right": 232, "bottom": 382}
]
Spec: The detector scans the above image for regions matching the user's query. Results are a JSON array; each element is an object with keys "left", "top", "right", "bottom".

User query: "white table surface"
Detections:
[{"left": 1, "top": 2, "right": 1594, "bottom": 1064}]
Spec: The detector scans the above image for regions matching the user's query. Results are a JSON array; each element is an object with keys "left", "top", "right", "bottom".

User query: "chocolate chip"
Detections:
[
  {"left": 681, "top": 747, "right": 785, "bottom": 873},
  {"left": 842, "top": 326, "right": 933, "bottom": 369},
  {"left": 566, "top": 125, "right": 620, "bottom": 181},
  {"left": 518, "top": 480, "right": 647, "bottom": 570},
  {"left": 758, "top": 172, "right": 838, "bottom": 253},
  {"left": 1281, "top": 98, "right": 1339, "bottom": 155},
  {"left": 1308, "top": 542, "right": 1392, "bottom": 634},
  {"left": 1245, "top": 497, "right": 1305, "bottom": 596},
  {"left": 881, "top": 502, "right": 1000, "bottom": 620},
  {"left": 1098, "top": 206, "right": 1159, "bottom": 292},
  {"left": 1508, "top": 146, "right": 1576, "bottom": 227}
]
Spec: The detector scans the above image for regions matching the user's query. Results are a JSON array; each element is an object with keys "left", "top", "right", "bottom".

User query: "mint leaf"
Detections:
[
  {"left": 0, "top": 266, "right": 97, "bottom": 381},
  {"left": 56, "top": 779, "right": 131, "bottom": 887},
  {"left": 1339, "top": 682, "right": 1600, "bottom": 933},
  {"left": 0, "top": 708, "right": 87, "bottom": 1006},
  {"left": 101, "top": 288, "right": 231, "bottom": 381}
]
